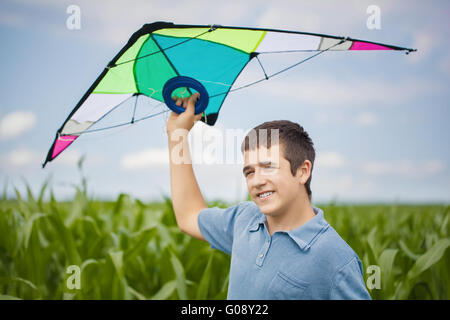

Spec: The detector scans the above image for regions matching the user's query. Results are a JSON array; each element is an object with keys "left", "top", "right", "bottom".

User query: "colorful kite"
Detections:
[{"left": 42, "top": 21, "right": 415, "bottom": 168}]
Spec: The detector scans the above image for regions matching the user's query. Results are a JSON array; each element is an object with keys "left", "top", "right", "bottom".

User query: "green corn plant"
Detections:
[{"left": 0, "top": 177, "right": 448, "bottom": 300}]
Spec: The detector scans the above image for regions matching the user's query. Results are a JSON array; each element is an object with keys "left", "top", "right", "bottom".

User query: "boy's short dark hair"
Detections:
[{"left": 240, "top": 120, "right": 316, "bottom": 202}]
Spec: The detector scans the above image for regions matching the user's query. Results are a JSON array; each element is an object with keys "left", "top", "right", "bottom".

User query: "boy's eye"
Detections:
[{"left": 245, "top": 171, "right": 254, "bottom": 177}]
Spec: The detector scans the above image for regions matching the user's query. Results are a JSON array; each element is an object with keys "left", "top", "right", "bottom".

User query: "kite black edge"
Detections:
[
  {"left": 42, "top": 22, "right": 176, "bottom": 168},
  {"left": 145, "top": 22, "right": 417, "bottom": 53},
  {"left": 42, "top": 21, "right": 417, "bottom": 168},
  {"left": 200, "top": 53, "right": 258, "bottom": 126}
]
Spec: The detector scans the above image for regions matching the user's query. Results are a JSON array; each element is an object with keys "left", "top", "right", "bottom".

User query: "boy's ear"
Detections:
[{"left": 296, "top": 160, "right": 312, "bottom": 184}]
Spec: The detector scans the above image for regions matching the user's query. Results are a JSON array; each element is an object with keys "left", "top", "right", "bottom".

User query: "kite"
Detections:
[{"left": 42, "top": 21, "right": 416, "bottom": 168}]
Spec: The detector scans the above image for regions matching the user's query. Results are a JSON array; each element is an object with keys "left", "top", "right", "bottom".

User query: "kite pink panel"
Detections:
[
  {"left": 351, "top": 41, "right": 392, "bottom": 50},
  {"left": 51, "top": 135, "right": 78, "bottom": 159}
]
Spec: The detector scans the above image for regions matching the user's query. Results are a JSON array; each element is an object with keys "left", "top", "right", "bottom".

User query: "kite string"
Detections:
[
  {"left": 65, "top": 107, "right": 169, "bottom": 136},
  {"left": 106, "top": 67, "right": 163, "bottom": 99},
  {"left": 64, "top": 37, "right": 346, "bottom": 136},
  {"left": 113, "top": 28, "right": 214, "bottom": 67},
  {"left": 196, "top": 79, "right": 232, "bottom": 87},
  {"left": 210, "top": 38, "right": 347, "bottom": 98},
  {"left": 131, "top": 94, "right": 138, "bottom": 123},
  {"left": 62, "top": 95, "right": 136, "bottom": 136},
  {"left": 62, "top": 94, "right": 148, "bottom": 136},
  {"left": 256, "top": 55, "right": 269, "bottom": 80}
]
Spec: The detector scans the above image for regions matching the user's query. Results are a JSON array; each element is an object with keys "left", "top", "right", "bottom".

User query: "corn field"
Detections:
[{"left": 0, "top": 179, "right": 448, "bottom": 300}]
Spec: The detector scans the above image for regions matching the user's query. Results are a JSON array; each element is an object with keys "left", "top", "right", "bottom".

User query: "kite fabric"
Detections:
[{"left": 42, "top": 21, "right": 416, "bottom": 168}]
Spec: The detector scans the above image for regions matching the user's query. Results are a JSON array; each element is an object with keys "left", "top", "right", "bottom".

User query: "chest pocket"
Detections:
[{"left": 268, "top": 270, "right": 310, "bottom": 300}]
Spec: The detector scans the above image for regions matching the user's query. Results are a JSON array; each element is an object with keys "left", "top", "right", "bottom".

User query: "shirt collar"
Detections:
[{"left": 248, "top": 206, "right": 329, "bottom": 251}]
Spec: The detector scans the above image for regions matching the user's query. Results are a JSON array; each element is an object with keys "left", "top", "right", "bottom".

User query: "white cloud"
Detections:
[
  {"left": 313, "top": 111, "right": 345, "bottom": 125},
  {"left": 41, "top": 148, "right": 104, "bottom": 167},
  {"left": 121, "top": 148, "right": 169, "bottom": 170},
  {"left": 0, "top": 147, "right": 94, "bottom": 169},
  {"left": 312, "top": 174, "right": 391, "bottom": 203},
  {"left": 11, "top": 0, "right": 257, "bottom": 46},
  {"left": 189, "top": 121, "right": 249, "bottom": 165},
  {"left": 2, "top": 148, "right": 40, "bottom": 167},
  {"left": 362, "top": 159, "right": 445, "bottom": 178},
  {"left": 0, "top": 9, "right": 26, "bottom": 27},
  {"left": 120, "top": 121, "right": 249, "bottom": 171},
  {"left": 256, "top": 4, "right": 321, "bottom": 32},
  {"left": 314, "top": 174, "right": 354, "bottom": 197},
  {"left": 119, "top": 121, "right": 248, "bottom": 171},
  {"left": 254, "top": 76, "right": 444, "bottom": 107},
  {"left": 54, "top": 149, "right": 82, "bottom": 166},
  {"left": 439, "top": 54, "right": 450, "bottom": 76},
  {"left": 423, "top": 160, "right": 446, "bottom": 175},
  {"left": 315, "top": 111, "right": 378, "bottom": 126},
  {"left": 359, "top": 179, "right": 376, "bottom": 192},
  {"left": 406, "top": 32, "right": 435, "bottom": 64},
  {"left": 194, "top": 163, "right": 248, "bottom": 202},
  {"left": 254, "top": 0, "right": 377, "bottom": 36},
  {"left": 316, "top": 152, "right": 346, "bottom": 169},
  {"left": 355, "top": 111, "right": 378, "bottom": 126},
  {"left": 0, "top": 111, "right": 36, "bottom": 140}
]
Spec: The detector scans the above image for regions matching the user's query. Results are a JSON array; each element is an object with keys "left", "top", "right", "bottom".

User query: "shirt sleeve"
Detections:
[
  {"left": 197, "top": 202, "right": 250, "bottom": 255},
  {"left": 330, "top": 256, "right": 372, "bottom": 300}
]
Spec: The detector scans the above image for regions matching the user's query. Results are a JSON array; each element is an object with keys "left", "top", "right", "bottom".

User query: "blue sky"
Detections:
[{"left": 0, "top": 0, "right": 449, "bottom": 204}]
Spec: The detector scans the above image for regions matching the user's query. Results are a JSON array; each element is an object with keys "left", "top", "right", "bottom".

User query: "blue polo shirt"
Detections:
[{"left": 198, "top": 201, "right": 371, "bottom": 300}]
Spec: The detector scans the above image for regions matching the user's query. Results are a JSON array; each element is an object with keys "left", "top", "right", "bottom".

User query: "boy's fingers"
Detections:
[
  {"left": 185, "top": 99, "right": 194, "bottom": 115},
  {"left": 194, "top": 113, "right": 203, "bottom": 122},
  {"left": 182, "top": 97, "right": 189, "bottom": 109},
  {"left": 171, "top": 93, "right": 200, "bottom": 112},
  {"left": 185, "top": 93, "right": 200, "bottom": 115},
  {"left": 188, "top": 93, "right": 200, "bottom": 105}
]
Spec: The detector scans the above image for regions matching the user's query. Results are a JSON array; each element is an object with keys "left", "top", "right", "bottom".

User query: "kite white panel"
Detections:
[{"left": 256, "top": 32, "right": 321, "bottom": 53}]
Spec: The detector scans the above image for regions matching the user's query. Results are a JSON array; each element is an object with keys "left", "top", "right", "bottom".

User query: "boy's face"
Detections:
[{"left": 243, "top": 144, "right": 305, "bottom": 217}]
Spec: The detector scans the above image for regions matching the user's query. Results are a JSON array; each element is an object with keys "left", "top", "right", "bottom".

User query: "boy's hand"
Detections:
[{"left": 166, "top": 92, "right": 203, "bottom": 134}]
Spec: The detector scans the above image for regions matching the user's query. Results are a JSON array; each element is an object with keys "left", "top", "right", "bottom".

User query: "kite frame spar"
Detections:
[{"left": 42, "top": 21, "right": 416, "bottom": 168}]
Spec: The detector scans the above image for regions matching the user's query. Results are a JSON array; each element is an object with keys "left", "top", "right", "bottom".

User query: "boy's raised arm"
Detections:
[{"left": 166, "top": 92, "right": 207, "bottom": 241}]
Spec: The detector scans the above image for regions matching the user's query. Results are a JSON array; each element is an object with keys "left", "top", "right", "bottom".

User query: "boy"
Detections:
[{"left": 166, "top": 93, "right": 371, "bottom": 300}]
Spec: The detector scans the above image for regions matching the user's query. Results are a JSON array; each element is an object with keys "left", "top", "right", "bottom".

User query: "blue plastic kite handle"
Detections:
[{"left": 162, "top": 76, "right": 209, "bottom": 115}]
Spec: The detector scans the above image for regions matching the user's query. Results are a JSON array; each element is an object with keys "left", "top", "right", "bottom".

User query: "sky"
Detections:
[{"left": 0, "top": 0, "right": 449, "bottom": 205}]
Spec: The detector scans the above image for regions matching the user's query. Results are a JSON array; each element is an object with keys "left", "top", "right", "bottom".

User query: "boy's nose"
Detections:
[{"left": 253, "top": 170, "right": 268, "bottom": 187}]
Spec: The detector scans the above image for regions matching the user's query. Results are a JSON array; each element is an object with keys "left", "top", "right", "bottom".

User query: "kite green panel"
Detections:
[
  {"left": 134, "top": 36, "right": 178, "bottom": 100},
  {"left": 93, "top": 34, "right": 150, "bottom": 93},
  {"left": 43, "top": 22, "right": 415, "bottom": 169},
  {"left": 154, "top": 28, "right": 265, "bottom": 54},
  {"left": 152, "top": 34, "right": 250, "bottom": 116}
]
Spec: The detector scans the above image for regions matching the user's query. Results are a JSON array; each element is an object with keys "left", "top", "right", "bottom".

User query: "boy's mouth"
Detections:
[{"left": 256, "top": 191, "right": 275, "bottom": 201}]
